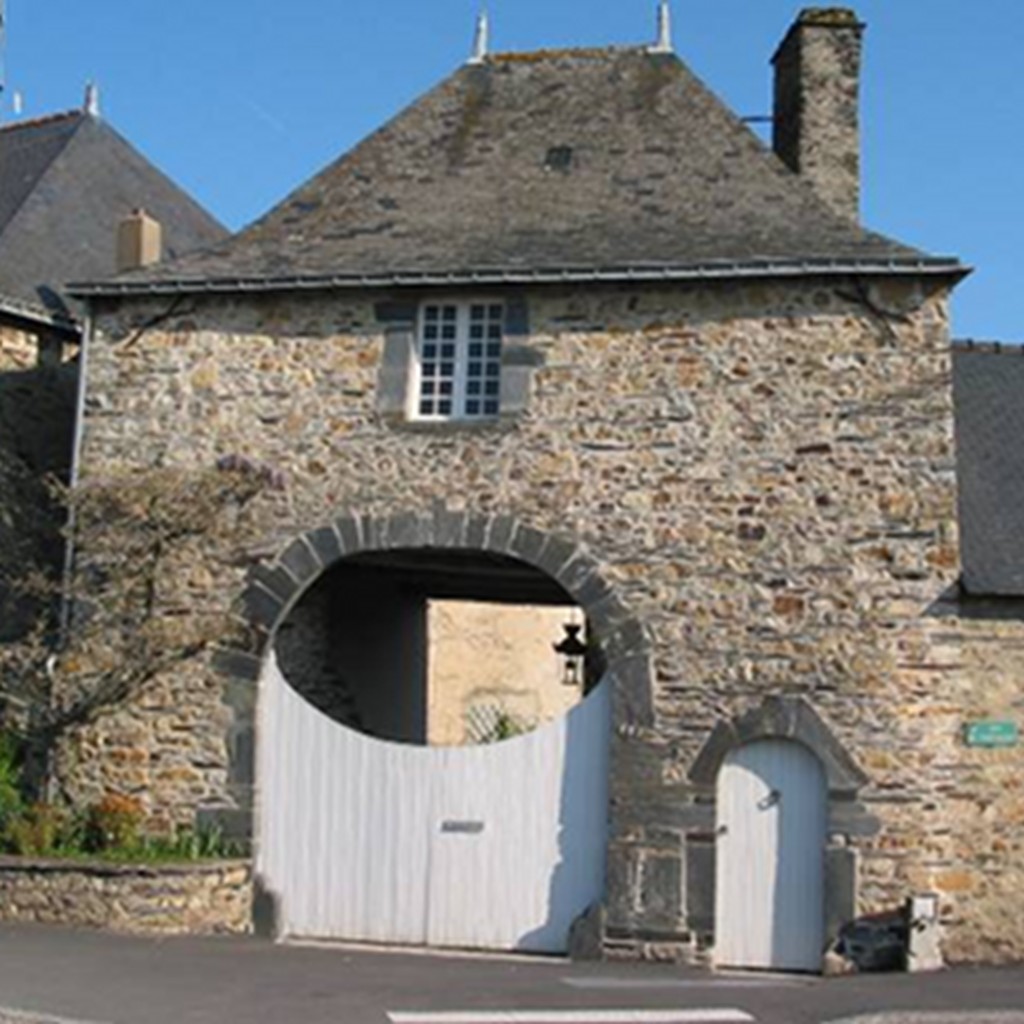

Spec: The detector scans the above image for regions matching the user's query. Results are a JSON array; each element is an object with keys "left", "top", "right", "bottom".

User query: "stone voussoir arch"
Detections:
[
  {"left": 689, "top": 695, "right": 869, "bottom": 798},
  {"left": 213, "top": 507, "right": 655, "bottom": 730}
]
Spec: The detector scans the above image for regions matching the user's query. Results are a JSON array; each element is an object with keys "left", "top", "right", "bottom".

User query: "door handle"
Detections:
[
  {"left": 716, "top": 824, "right": 728, "bottom": 837},
  {"left": 758, "top": 789, "right": 781, "bottom": 810}
]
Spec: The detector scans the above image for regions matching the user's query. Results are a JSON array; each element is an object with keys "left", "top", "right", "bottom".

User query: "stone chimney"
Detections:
[
  {"left": 772, "top": 8, "right": 865, "bottom": 222},
  {"left": 117, "top": 209, "right": 162, "bottom": 272}
]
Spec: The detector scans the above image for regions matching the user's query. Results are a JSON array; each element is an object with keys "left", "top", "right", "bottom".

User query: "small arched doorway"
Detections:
[{"left": 714, "top": 739, "right": 827, "bottom": 972}]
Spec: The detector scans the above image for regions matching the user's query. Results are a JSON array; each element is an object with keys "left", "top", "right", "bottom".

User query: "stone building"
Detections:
[
  {"left": 64, "top": 7, "right": 1024, "bottom": 967},
  {"left": 0, "top": 90, "right": 226, "bottom": 627}
]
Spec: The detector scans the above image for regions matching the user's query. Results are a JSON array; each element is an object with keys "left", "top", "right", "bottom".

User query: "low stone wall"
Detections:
[{"left": 0, "top": 857, "right": 252, "bottom": 936}]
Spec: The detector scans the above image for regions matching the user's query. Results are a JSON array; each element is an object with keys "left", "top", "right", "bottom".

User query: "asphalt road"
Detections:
[{"left": 0, "top": 925, "right": 1022, "bottom": 1024}]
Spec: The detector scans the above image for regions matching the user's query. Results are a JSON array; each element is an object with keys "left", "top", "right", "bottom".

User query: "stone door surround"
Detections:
[{"left": 686, "top": 696, "right": 877, "bottom": 955}]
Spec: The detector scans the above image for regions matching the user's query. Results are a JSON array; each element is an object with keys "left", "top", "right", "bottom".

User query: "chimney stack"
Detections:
[
  {"left": 117, "top": 209, "right": 162, "bottom": 272},
  {"left": 772, "top": 8, "right": 864, "bottom": 222}
]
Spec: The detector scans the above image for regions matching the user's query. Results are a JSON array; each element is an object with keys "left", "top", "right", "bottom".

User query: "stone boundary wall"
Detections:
[{"left": 0, "top": 857, "right": 252, "bottom": 936}]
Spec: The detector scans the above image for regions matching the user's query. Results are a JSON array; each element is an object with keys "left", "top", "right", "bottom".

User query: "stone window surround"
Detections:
[
  {"left": 210, "top": 507, "right": 655, "bottom": 849},
  {"left": 684, "top": 696, "right": 878, "bottom": 952},
  {"left": 374, "top": 294, "right": 541, "bottom": 428}
]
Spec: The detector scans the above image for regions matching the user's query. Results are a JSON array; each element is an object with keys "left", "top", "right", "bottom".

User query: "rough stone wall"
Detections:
[
  {"left": 275, "top": 580, "right": 364, "bottom": 730},
  {"left": 68, "top": 275, "right": 1024, "bottom": 962},
  {"left": 0, "top": 857, "right": 252, "bottom": 935},
  {"left": 898, "top": 591, "right": 1024, "bottom": 965}
]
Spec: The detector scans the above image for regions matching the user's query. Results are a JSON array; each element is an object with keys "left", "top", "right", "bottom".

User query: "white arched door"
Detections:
[{"left": 714, "top": 739, "right": 827, "bottom": 972}]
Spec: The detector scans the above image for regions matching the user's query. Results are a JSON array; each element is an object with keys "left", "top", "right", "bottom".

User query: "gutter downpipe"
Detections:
[{"left": 59, "top": 301, "right": 92, "bottom": 642}]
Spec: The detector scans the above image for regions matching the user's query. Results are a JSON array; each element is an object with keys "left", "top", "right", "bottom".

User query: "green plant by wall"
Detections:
[
  {"left": 84, "top": 793, "right": 144, "bottom": 852},
  {"left": 5, "top": 802, "right": 72, "bottom": 857},
  {"left": 0, "top": 732, "right": 24, "bottom": 833}
]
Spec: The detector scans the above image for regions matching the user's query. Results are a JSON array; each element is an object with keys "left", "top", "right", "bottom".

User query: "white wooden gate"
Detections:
[
  {"left": 714, "top": 739, "right": 827, "bottom": 972},
  {"left": 256, "top": 653, "right": 610, "bottom": 952}
]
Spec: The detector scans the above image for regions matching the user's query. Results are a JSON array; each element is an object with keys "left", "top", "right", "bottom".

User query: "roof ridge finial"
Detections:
[
  {"left": 468, "top": 9, "right": 489, "bottom": 65},
  {"left": 83, "top": 80, "right": 100, "bottom": 118},
  {"left": 650, "top": 0, "right": 674, "bottom": 54}
]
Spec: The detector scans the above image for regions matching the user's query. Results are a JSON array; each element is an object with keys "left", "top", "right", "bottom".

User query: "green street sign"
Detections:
[{"left": 964, "top": 721, "right": 1019, "bottom": 748}]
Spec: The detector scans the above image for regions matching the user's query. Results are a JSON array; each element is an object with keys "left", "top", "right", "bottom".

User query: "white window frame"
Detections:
[{"left": 409, "top": 300, "right": 504, "bottom": 422}]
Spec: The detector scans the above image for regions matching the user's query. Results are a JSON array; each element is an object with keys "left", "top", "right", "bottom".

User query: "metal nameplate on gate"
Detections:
[{"left": 441, "top": 820, "right": 485, "bottom": 834}]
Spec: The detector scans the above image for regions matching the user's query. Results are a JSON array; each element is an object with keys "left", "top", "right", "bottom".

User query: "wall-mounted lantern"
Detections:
[{"left": 553, "top": 623, "right": 587, "bottom": 688}]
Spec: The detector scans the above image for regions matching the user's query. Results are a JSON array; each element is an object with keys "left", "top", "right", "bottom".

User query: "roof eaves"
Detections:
[
  {"left": 952, "top": 338, "right": 1024, "bottom": 354},
  {"left": 68, "top": 256, "right": 971, "bottom": 299},
  {"left": 0, "top": 290, "right": 80, "bottom": 335}
]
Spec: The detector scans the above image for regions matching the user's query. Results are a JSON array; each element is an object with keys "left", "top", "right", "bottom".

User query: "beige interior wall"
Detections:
[
  {"left": 0, "top": 324, "right": 39, "bottom": 370},
  {"left": 426, "top": 600, "right": 583, "bottom": 746}
]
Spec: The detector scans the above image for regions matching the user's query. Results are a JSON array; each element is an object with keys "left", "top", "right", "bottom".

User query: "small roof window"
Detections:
[{"left": 544, "top": 146, "right": 574, "bottom": 173}]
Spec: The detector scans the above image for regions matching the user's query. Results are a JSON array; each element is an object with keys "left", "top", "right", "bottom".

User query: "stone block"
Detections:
[
  {"left": 248, "top": 563, "right": 301, "bottom": 606},
  {"left": 503, "top": 296, "right": 530, "bottom": 337},
  {"left": 211, "top": 649, "right": 262, "bottom": 682},
  {"left": 307, "top": 525, "right": 343, "bottom": 567},
  {"left": 486, "top": 514, "right": 518, "bottom": 553},
  {"left": 432, "top": 508, "right": 467, "bottom": 548},
  {"left": 374, "top": 301, "right": 418, "bottom": 324},
  {"left": 499, "top": 366, "right": 532, "bottom": 416},
  {"left": 376, "top": 327, "right": 414, "bottom": 416},
  {"left": 639, "top": 852, "right": 684, "bottom": 931},
  {"left": 826, "top": 845, "right": 857, "bottom": 942},
  {"left": 241, "top": 584, "right": 284, "bottom": 631},
  {"left": 685, "top": 838, "right": 715, "bottom": 934},
  {"left": 279, "top": 538, "right": 321, "bottom": 585},
  {"left": 386, "top": 511, "right": 427, "bottom": 549},
  {"left": 335, "top": 514, "right": 362, "bottom": 554},
  {"left": 535, "top": 533, "right": 580, "bottom": 582},
  {"left": 508, "top": 524, "right": 548, "bottom": 567}
]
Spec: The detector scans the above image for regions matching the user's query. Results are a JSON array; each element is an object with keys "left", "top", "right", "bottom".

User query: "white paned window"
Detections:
[{"left": 413, "top": 302, "right": 503, "bottom": 421}]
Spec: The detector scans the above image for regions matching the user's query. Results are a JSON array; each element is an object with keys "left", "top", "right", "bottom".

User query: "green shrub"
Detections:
[
  {"left": 84, "top": 793, "right": 144, "bottom": 852},
  {"left": 0, "top": 733, "right": 24, "bottom": 833},
  {"left": 5, "top": 802, "right": 70, "bottom": 857}
]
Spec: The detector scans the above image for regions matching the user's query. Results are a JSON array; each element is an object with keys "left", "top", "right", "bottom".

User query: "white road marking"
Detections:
[
  {"left": 562, "top": 977, "right": 805, "bottom": 990},
  {"left": 388, "top": 1011, "right": 755, "bottom": 1023},
  {"left": 0, "top": 1008, "right": 112, "bottom": 1024},
  {"left": 826, "top": 1015, "right": 1024, "bottom": 1024}
]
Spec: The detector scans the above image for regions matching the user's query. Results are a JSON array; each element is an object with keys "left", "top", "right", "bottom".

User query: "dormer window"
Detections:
[{"left": 412, "top": 302, "right": 504, "bottom": 421}]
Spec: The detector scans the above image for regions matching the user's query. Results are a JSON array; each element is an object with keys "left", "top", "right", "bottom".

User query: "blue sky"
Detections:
[{"left": 5, "top": 1, "right": 1021, "bottom": 340}]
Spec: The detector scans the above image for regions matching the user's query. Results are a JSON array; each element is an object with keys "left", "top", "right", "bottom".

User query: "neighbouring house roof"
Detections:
[
  {"left": 953, "top": 340, "right": 1024, "bottom": 597},
  {"left": 0, "top": 108, "right": 226, "bottom": 321},
  {"left": 72, "top": 47, "right": 963, "bottom": 298}
]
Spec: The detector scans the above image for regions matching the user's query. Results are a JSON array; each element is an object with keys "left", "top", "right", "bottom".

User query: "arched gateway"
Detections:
[{"left": 215, "top": 509, "right": 654, "bottom": 952}]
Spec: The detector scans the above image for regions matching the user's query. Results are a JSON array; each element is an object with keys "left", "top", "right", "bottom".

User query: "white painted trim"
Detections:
[{"left": 388, "top": 1012, "right": 755, "bottom": 1023}]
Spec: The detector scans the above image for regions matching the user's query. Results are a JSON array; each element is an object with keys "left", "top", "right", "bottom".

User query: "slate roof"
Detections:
[
  {"left": 75, "top": 47, "right": 962, "bottom": 297},
  {"left": 953, "top": 341, "right": 1024, "bottom": 597},
  {"left": 0, "top": 109, "right": 226, "bottom": 320}
]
